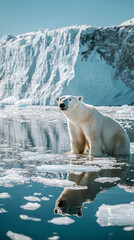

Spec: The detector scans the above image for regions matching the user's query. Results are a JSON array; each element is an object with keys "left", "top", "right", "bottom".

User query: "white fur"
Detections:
[{"left": 57, "top": 95, "right": 130, "bottom": 157}]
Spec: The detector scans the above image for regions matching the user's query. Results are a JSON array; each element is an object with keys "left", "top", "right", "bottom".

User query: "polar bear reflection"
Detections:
[{"left": 54, "top": 164, "right": 125, "bottom": 218}]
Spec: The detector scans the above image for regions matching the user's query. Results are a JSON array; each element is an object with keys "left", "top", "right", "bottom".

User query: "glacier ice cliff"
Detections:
[{"left": 0, "top": 20, "right": 134, "bottom": 106}]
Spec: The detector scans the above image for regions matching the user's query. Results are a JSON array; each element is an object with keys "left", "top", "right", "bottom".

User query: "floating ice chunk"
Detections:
[
  {"left": 34, "top": 192, "right": 42, "bottom": 196},
  {"left": 20, "top": 202, "right": 41, "bottom": 210},
  {"left": 41, "top": 196, "right": 50, "bottom": 201},
  {"left": 85, "top": 159, "right": 124, "bottom": 169},
  {"left": 6, "top": 231, "right": 32, "bottom": 240},
  {"left": 24, "top": 196, "right": 41, "bottom": 202},
  {"left": 0, "top": 192, "right": 11, "bottom": 198},
  {"left": 95, "top": 177, "right": 120, "bottom": 183},
  {"left": 0, "top": 208, "right": 7, "bottom": 213},
  {"left": 123, "top": 226, "right": 134, "bottom": 231},
  {"left": 130, "top": 143, "right": 134, "bottom": 153},
  {"left": 118, "top": 184, "right": 134, "bottom": 193},
  {"left": 37, "top": 164, "right": 100, "bottom": 173},
  {"left": 0, "top": 168, "right": 28, "bottom": 187},
  {"left": 20, "top": 214, "right": 41, "bottom": 221},
  {"left": 65, "top": 185, "right": 88, "bottom": 190},
  {"left": 48, "top": 216, "right": 75, "bottom": 225},
  {"left": 48, "top": 236, "right": 60, "bottom": 240},
  {"left": 33, "top": 176, "right": 85, "bottom": 188},
  {"left": 96, "top": 202, "right": 134, "bottom": 227}
]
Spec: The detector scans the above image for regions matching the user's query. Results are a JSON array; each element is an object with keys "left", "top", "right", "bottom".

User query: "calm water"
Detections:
[{"left": 0, "top": 106, "right": 134, "bottom": 240}]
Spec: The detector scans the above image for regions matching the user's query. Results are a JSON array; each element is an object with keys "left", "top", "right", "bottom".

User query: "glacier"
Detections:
[{"left": 0, "top": 20, "right": 134, "bottom": 106}]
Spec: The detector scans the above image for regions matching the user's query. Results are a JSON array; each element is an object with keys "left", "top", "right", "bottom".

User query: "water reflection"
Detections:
[
  {"left": 0, "top": 106, "right": 134, "bottom": 239},
  {"left": 54, "top": 155, "right": 134, "bottom": 217},
  {"left": 0, "top": 106, "right": 70, "bottom": 155}
]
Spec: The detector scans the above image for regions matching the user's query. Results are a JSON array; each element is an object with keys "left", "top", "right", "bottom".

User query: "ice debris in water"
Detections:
[
  {"left": 0, "top": 168, "right": 28, "bottom": 187},
  {"left": 0, "top": 208, "right": 7, "bottom": 213},
  {"left": 20, "top": 202, "right": 41, "bottom": 210},
  {"left": 41, "top": 196, "right": 50, "bottom": 201},
  {"left": 95, "top": 177, "right": 121, "bottom": 183},
  {"left": 24, "top": 196, "right": 41, "bottom": 202},
  {"left": 48, "top": 216, "right": 75, "bottom": 225},
  {"left": 6, "top": 231, "right": 32, "bottom": 240},
  {"left": 96, "top": 202, "right": 134, "bottom": 227},
  {"left": 118, "top": 185, "right": 134, "bottom": 193},
  {"left": 0, "top": 192, "right": 11, "bottom": 198},
  {"left": 37, "top": 164, "right": 101, "bottom": 173},
  {"left": 48, "top": 236, "right": 60, "bottom": 240},
  {"left": 123, "top": 226, "right": 134, "bottom": 231},
  {"left": 33, "top": 176, "right": 87, "bottom": 189},
  {"left": 20, "top": 214, "right": 41, "bottom": 221}
]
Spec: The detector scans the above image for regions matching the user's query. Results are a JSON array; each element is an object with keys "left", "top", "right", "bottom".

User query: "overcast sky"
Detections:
[{"left": 0, "top": 0, "right": 134, "bottom": 38}]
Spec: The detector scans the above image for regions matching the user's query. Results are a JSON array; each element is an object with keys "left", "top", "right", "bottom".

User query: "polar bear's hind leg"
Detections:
[{"left": 112, "top": 133, "right": 130, "bottom": 156}]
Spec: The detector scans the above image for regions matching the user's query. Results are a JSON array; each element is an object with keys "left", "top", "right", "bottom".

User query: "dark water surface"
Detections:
[{"left": 0, "top": 106, "right": 134, "bottom": 240}]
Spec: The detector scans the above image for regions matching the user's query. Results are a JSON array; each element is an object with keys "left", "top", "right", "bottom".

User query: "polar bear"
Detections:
[{"left": 56, "top": 95, "right": 130, "bottom": 157}]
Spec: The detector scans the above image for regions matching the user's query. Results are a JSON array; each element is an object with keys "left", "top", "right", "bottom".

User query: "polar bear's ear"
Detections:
[{"left": 78, "top": 96, "right": 83, "bottom": 102}]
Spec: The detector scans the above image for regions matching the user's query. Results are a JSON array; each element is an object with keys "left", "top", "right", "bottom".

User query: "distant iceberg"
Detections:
[{"left": 0, "top": 21, "right": 134, "bottom": 106}]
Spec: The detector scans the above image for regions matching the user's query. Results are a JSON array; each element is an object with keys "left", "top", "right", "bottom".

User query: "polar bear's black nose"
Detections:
[
  {"left": 60, "top": 103, "right": 65, "bottom": 109},
  {"left": 58, "top": 200, "right": 66, "bottom": 208}
]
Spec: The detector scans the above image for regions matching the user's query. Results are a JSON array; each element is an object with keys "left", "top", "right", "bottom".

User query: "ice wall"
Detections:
[{"left": 0, "top": 22, "right": 134, "bottom": 106}]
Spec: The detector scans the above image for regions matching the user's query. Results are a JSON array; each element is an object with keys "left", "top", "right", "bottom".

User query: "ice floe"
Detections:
[
  {"left": 123, "top": 226, "right": 134, "bottom": 231},
  {"left": 0, "top": 192, "right": 11, "bottom": 198},
  {"left": 6, "top": 231, "right": 32, "bottom": 240},
  {"left": 0, "top": 208, "right": 7, "bottom": 213},
  {"left": 48, "top": 216, "right": 75, "bottom": 225},
  {"left": 96, "top": 202, "right": 134, "bottom": 227},
  {"left": 37, "top": 164, "right": 101, "bottom": 173},
  {"left": 41, "top": 196, "right": 50, "bottom": 201},
  {"left": 95, "top": 177, "right": 121, "bottom": 183},
  {"left": 85, "top": 159, "right": 125, "bottom": 169},
  {"left": 20, "top": 202, "right": 41, "bottom": 211},
  {"left": 118, "top": 184, "right": 134, "bottom": 193},
  {"left": 33, "top": 176, "right": 87, "bottom": 189},
  {"left": 24, "top": 196, "right": 41, "bottom": 202},
  {"left": 0, "top": 168, "right": 28, "bottom": 187},
  {"left": 20, "top": 214, "right": 41, "bottom": 221},
  {"left": 48, "top": 236, "right": 60, "bottom": 240},
  {"left": 34, "top": 192, "right": 42, "bottom": 196}
]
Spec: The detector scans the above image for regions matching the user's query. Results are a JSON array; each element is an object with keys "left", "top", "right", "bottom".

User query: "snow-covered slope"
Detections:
[{"left": 0, "top": 20, "right": 134, "bottom": 106}]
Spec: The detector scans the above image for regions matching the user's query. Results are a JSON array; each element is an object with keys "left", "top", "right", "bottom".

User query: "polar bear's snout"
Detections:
[
  {"left": 57, "top": 98, "right": 69, "bottom": 111},
  {"left": 60, "top": 103, "right": 65, "bottom": 110},
  {"left": 58, "top": 200, "right": 66, "bottom": 208}
]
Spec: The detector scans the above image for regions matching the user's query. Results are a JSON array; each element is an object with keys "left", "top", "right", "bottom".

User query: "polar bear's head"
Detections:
[
  {"left": 54, "top": 195, "right": 83, "bottom": 218},
  {"left": 56, "top": 95, "right": 83, "bottom": 111}
]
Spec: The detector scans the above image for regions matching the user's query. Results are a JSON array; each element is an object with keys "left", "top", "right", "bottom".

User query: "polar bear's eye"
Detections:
[{"left": 69, "top": 99, "right": 71, "bottom": 101}]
